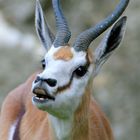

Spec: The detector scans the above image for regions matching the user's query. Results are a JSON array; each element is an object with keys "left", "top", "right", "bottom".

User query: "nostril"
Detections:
[
  {"left": 34, "top": 76, "right": 41, "bottom": 83},
  {"left": 34, "top": 77, "right": 57, "bottom": 87},
  {"left": 45, "top": 78, "right": 57, "bottom": 87}
]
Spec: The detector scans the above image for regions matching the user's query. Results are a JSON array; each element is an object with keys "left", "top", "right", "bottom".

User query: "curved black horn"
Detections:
[
  {"left": 52, "top": 0, "right": 71, "bottom": 47},
  {"left": 73, "top": 0, "right": 129, "bottom": 52}
]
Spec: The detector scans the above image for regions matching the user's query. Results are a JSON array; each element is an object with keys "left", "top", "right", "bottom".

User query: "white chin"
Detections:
[{"left": 32, "top": 96, "right": 55, "bottom": 108}]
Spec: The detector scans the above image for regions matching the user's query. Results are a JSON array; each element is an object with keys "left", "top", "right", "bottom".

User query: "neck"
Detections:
[{"left": 48, "top": 85, "right": 91, "bottom": 140}]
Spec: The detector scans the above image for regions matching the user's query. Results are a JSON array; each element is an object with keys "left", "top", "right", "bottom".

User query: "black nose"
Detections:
[
  {"left": 34, "top": 76, "right": 57, "bottom": 87},
  {"left": 34, "top": 76, "right": 42, "bottom": 83},
  {"left": 44, "top": 78, "right": 57, "bottom": 87}
]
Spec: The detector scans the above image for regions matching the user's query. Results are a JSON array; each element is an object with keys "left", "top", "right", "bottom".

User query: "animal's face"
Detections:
[
  {"left": 32, "top": 46, "right": 94, "bottom": 118},
  {"left": 32, "top": 0, "right": 127, "bottom": 118}
]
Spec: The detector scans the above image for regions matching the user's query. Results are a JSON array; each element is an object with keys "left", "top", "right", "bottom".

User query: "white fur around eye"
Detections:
[{"left": 32, "top": 46, "right": 93, "bottom": 118}]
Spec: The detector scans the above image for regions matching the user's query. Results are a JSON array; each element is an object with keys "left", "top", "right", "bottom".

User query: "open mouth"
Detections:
[{"left": 33, "top": 88, "right": 55, "bottom": 103}]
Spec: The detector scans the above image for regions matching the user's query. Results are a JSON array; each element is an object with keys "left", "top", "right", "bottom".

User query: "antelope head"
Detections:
[{"left": 32, "top": 0, "right": 129, "bottom": 119}]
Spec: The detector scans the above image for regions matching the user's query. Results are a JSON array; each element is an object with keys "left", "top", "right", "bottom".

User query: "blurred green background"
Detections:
[{"left": 0, "top": 0, "right": 139, "bottom": 139}]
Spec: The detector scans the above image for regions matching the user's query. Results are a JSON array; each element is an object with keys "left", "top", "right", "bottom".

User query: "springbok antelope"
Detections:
[{"left": 0, "top": 0, "right": 129, "bottom": 139}]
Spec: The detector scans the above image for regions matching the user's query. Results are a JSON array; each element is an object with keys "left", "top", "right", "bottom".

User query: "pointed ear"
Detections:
[
  {"left": 94, "top": 16, "right": 127, "bottom": 74},
  {"left": 35, "top": 0, "right": 55, "bottom": 51}
]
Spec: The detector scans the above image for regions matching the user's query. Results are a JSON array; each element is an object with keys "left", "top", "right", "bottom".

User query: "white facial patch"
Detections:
[{"left": 32, "top": 46, "right": 93, "bottom": 118}]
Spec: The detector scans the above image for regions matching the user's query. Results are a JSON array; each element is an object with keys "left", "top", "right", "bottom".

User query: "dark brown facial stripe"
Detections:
[
  {"left": 56, "top": 72, "right": 74, "bottom": 94},
  {"left": 55, "top": 59, "right": 90, "bottom": 95}
]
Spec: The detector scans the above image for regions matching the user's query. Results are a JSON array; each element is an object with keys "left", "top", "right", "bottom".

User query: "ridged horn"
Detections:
[
  {"left": 52, "top": 0, "right": 71, "bottom": 47},
  {"left": 73, "top": 0, "right": 129, "bottom": 52}
]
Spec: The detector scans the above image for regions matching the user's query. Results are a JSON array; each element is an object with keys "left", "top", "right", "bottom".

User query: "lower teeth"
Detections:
[
  {"left": 35, "top": 96, "right": 46, "bottom": 101},
  {"left": 40, "top": 98, "right": 45, "bottom": 101}
]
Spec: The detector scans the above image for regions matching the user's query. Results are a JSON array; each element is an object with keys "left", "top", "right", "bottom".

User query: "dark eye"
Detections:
[
  {"left": 74, "top": 66, "right": 88, "bottom": 77},
  {"left": 41, "top": 59, "right": 46, "bottom": 69}
]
